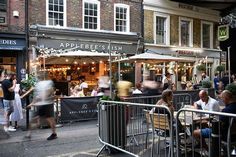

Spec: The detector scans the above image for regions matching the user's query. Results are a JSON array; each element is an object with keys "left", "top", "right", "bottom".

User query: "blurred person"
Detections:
[
  {"left": 201, "top": 72, "right": 210, "bottom": 82},
  {"left": 181, "top": 72, "right": 187, "bottom": 90},
  {"left": 142, "top": 77, "right": 161, "bottom": 96},
  {"left": 2, "top": 73, "right": 17, "bottom": 132},
  {"left": 163, "top": 72, "right": 174, "bottom": 90},
  {"left": 117, "top": 80, "right": 132, "bottom": 97},
  {"left": 213, "top": 73, "right": 220, "bottom": 93},
  {"left": 25, "top": 72, "right": 57, "bottom": 140},
  {"left": 79, "top": 78, "right": 88, "bottom": 96},
  {"left": 132, "top": 82, "right": 142, "bottom": 94},
  {"left": 91, "top": 85, "right": 98, "bottom": 96},
  {"left": 193, "top": 90, "right": 220, "bottom": 112},
  {"left": 220, "top": 72, "right": 230, "bottom": 89},
  {"left": 9, "top": 78, "right": 23, "bottom": 129}
]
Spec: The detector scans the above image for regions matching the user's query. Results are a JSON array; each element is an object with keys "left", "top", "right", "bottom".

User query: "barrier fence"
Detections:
[
  {"left": 97, "top": 100, "right": 174, "bottom": 157},
  {"left": 97, "top": 100, "right": 236, "bottom": 157},
  {"left": 123, "top": 93, "right": 192, "bottom": 111}
]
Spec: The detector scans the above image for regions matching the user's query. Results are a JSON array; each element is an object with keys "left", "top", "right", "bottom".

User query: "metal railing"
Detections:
[{"left": 97, "top": 100, "right": 174, "bottom": 157}]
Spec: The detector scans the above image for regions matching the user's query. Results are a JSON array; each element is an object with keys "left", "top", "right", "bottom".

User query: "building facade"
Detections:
[
  {"left": 27, "top": 0, "right": 143, "bottom": 92},
  {"left": 143, "top": 0, "right": 222, "bottom": 84},
  {"left": 0, "top": 0, "right": 27, "bottom": 80}
]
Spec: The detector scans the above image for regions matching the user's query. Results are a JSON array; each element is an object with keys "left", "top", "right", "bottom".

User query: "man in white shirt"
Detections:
[{"left": 193, "top": 90, "right": 220, "bottom": 112}]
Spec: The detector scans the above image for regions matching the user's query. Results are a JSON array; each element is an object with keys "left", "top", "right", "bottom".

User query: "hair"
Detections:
[{"left": 162, "top": 89, "right": 173, "bottom": 103}]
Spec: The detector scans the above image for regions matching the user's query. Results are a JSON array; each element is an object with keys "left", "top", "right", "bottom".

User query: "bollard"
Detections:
[{"left": 210, "top": 120, "right": 220, "bottom": 157}]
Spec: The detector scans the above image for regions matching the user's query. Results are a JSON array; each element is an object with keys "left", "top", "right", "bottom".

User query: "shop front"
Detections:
[
  {"left": 0, "top": 33, "right": 26, "bottom": 81},
  {"left": 143, "top": 45, "right": 221, "bottom": 88}
]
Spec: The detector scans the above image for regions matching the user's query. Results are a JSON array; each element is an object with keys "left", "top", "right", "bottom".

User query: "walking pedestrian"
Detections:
[
  {"left": 25, "top": 72, "right": 57, "bottom": 140},
  {"left": 1, "top": 72, "right": 17, "bottom": 132}
]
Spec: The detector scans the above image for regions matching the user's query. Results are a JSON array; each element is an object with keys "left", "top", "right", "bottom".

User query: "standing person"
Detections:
[
  {"left": 213, "top": 73, "right": 220, "bottom": 93},
  {"left": 1, "top": 73, "right": 17, "bottom": 132},
  {"left": 181, "top": 72, "right": 187, "bottom": 90},
  {"left": 163, "top": 72, "right": 174, "bottom": 90},
  {"left": 9, "top": 80, "right": 23, "bottom": 129},
  {"left": 25, "top": 72, "right": 57, "bottom": 140}
]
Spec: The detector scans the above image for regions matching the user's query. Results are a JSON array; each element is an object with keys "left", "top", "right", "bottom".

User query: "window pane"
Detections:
[
  {"left": 83, "top": 2, "right": 98, "bottom": 30},
  {"left": 203, "top": 24, "right": 211, "bottom": 48},
  {"left": 156, "top": 16, "right": 166, "bottom": 44},
  {"left": 115, "top": 6, "right": 128, "bottom": 32},
  {"left": 48, "top": 0, "right": 64, "bottom": 26},
  {"left": 181, "top": 20, "right": 190, "bottom": 46}
]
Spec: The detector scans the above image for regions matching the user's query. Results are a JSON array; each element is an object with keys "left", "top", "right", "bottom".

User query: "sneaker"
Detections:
[
  {"left": 47, "top": 133, "right": 57, "bottom": 140},
  {"left": 8, "top": 126, "right": 16, "bottom": 132}
]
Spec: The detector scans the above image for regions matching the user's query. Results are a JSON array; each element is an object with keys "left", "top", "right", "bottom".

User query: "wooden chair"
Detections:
[{"left": 144, "top": 109, "right": 172, "bottom": 157}]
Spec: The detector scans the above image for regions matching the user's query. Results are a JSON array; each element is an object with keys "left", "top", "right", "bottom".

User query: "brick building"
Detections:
[
  {"left": 28, "top": 0, "right": 143, "bottom": 94},
  {"left": 0, "top": 0, "right": 27, "bottom": 80},
  {"left": 143, "top": 0, "right": 222, "bottom": 85}
]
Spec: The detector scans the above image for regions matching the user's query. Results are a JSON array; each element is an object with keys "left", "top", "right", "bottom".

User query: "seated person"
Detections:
[
  {"left": 193, "top": 88, "right": 236, "bottom": 152},
  {"left": 193, "top": 90, "right": 220, "bottom": 112},
  {"left": 91, "top": 85, "right": 98, "bottom": 96}
]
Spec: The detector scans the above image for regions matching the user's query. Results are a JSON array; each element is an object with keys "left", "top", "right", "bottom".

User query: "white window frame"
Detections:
[
  {"left": 114, "top": 3, "right": 130, "bottom": 32},
  {"left": 46, "top": 0, "right": 67, "bottom": 27},
  {"left": 83, "top": 0, "right": 100, "bottom": 30},
  {"left": 201, "top": 21, "right": 213, "bottom": 49},
  {"left": 179, "top": 17, "right": 193, "bottom": 47},
  {"left": 153, "top": 12, "right": 170, "bottom": 45}
]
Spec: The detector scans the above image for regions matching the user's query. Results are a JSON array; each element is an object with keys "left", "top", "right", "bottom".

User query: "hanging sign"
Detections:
[{"left": 218, "top": 25, "right": 229, "bottom": 41}]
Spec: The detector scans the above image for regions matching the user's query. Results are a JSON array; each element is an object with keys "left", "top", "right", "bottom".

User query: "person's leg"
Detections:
[
  {"left": 45, "top": 117, "right": 57, "bottom": 140},
  {"left": 3, "top": 100, "right": 14, "bottom": 131},
  {"left": 25, "top": 116, "right": 40, "bottom": 138},
  {"left": 193, "top": 128, "right": 210, "bottom": 151}
]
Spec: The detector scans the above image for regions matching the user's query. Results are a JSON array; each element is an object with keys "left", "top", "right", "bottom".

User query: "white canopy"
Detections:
[
  {"left": 45, "top": 50, "right": 118, "bottom": 65},
  {"left": 113, "top": 52, "right": 191, "bottom": 63}
]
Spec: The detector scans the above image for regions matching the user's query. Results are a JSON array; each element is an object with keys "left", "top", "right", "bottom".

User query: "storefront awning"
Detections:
[
  {"left": 45, "top": 50, "right": 118, "bottom": 65},
  {"left": 113, "top": 52, "right": 192, "bottom": 63}
]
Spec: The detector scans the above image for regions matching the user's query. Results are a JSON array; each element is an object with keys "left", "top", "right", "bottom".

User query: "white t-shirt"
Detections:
[
  {"left": 79, "top": 82, "right": 88, "bottom": 89},
  {"left": 195, "top": 96, "right": 220, "bottom": 112}
]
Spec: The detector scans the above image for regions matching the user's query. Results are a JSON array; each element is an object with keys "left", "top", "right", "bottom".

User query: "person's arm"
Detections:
[
  {"left": 193, "top": 100, "right": 201, "bottom": 109},
  {"left": 8, "top": 79, "right": 16, "bottom": 92}
]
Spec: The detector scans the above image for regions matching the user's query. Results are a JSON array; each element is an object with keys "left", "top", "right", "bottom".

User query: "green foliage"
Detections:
[
  {"left": 21, "top": 74, "right": 37, "bottom": 91},
  {"left": 225, "top": 83, "right": 236, "bottom": 96},
  {"left": 202, "top": 80, "right": 212, "bottom": 88},
  {"left": 196, "top": 64, "right": 206, "bottom": 72},
  {"left": 216, "top": 65, "right": 225, "bottom": 72}
]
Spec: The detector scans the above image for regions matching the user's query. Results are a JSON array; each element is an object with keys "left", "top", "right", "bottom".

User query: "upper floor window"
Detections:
[
  {"left": 0, "top": 0, "right": 6, "bottom": 12},
  {"left": 154, "top": 13, "right": 170, "bottom": 45},
  {"left": 179, "top": 18, "right": 193, "bottom": 47},
  {"left": 83, "top": 0, "right": 100, "bottom": 30},
  {"left": 201, "top": 21, "right": 213, "bottom": 49},
  {"left": 46, "top": 0, "right": 66, "bottom": 27},
  {"left": 114, "top": 4, "right": 130, "bottom": 32}
]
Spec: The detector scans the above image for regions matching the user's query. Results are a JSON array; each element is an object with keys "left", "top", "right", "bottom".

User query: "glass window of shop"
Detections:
[
  {"left": 202, "top": 22, "right": 213, "bottom": 49},
  {"left": 47, "top": 0, "right": 66, "bottom": 27},
  {"left": 0, "top": 57, "right": 16, "bottom": 81},
  {"left": 177, "top": 62, "right": 194, "bottom": 81},
  {"left": 180, "top": 18, "right": 193, "bottom": 47},
  {"left": 83, "top": 1, "right": 100, "bottom": 30},
  {"left": 114, "top": 4, "right": 130, "bottom": 32}
]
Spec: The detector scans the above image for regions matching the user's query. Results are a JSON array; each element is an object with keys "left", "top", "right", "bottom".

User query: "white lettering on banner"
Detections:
[
  {"left": 59, "top": 42, "right": 123, "bottom": 51},
  {"left": 0, "top": 39, "right": 17, "bottom": 45}
]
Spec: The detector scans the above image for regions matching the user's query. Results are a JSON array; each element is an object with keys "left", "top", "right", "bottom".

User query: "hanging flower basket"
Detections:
[{"left": 216, "top": 65, "right": 225, "bottom": 72}]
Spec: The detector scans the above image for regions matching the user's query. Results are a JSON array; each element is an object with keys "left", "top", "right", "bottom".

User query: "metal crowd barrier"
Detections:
[
  {"left": 123, "top": 93, "right": 192, "bottom": 111},
  {"left": 176, "top": 108, "right": 236, "bottom": 157},
  {"left": 97, "top": 100, "right": 174, "bottom": 157}
]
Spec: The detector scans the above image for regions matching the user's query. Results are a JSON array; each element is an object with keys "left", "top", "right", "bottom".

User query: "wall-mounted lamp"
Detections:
[{"left": 13, "top": 11, "right": 19, "bottom": 17}]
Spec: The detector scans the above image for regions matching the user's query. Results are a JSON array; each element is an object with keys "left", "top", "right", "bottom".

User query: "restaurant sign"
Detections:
[
  {"left": 218, "top": 25, "right": 229, "bottom": 41},
  {"left": 0, "top": 38, "right": 25, "bottom": 50},
  {"left": 38, "top": 38, "right": 138, "bottom": 54}
]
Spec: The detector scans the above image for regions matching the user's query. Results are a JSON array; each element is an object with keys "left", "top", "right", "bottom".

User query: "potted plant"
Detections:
[
  {"left": 196, "top": 64, "right": 206, "bottom": 72},
  {"left": 201, "top": 80, "right": 212, "bottom": 88},
  {"left": 216, "top": 65, "right": 225, "bottom": 78},
  {"left": 21, "top": 74, "right": 37, "bottom": 91}
]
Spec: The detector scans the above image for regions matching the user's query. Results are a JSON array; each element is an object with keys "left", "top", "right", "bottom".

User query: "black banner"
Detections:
[{"left": 60, "top": 96, "right": 100, "bottom": 122}]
